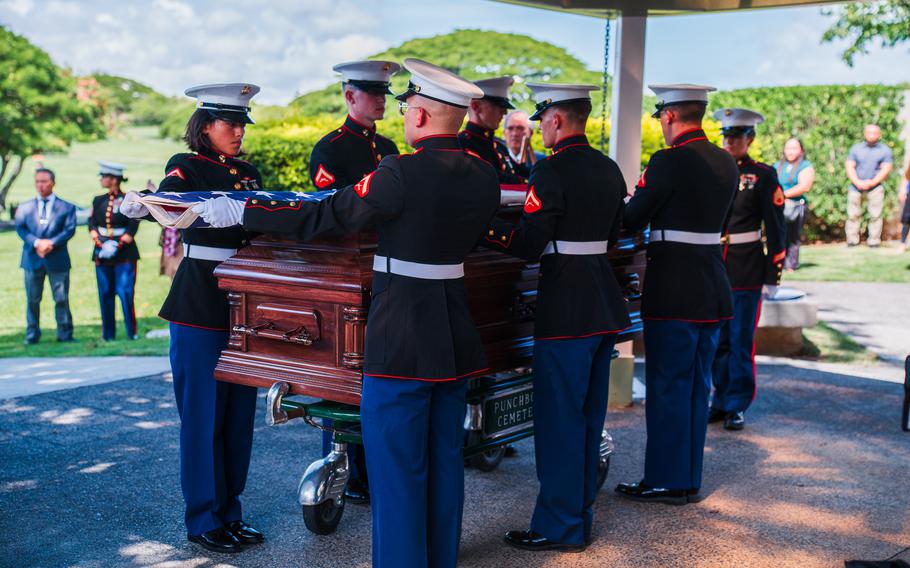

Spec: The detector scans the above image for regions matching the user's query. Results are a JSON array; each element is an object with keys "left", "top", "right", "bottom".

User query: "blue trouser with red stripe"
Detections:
[
  {"left": 711, "top": 290, "right": 762, "bottom": 414},
  {"left": 643, "top": 319, "right": 721, "bottom": 490},
  {"left": 360, "top": 375, "right": 467, "bottom": 568},
  {"left": 530, "top": 334, "right": 616, "bottom": 545},
  {"left": 95, "top": 261, "right": 137, "bottom": 340},
  {"left": 169, "top": 323, "right": 258, "bottom": 536}
]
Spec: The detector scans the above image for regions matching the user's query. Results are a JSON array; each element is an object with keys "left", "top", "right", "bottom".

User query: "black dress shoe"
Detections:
[
  {"left": 708, "top": 408, "right": 726, "bottom": 423},
  {"left": 188, "top": 527, "right": 242, "bottom": 553},
  {"left": 724, "top": 412, "right": 745, "bottom": 430},
  {"left": 503, "top": 530, "right": 586, "bottom": 553},
  {"left": 615, "top": 481, "right": 689, "bottom": 505},
  {"left": 344, "top": 478, "right": 370, "bottom": 504},
  {"left": 226, "top": 520, "right": 264, "bottom": 545}
]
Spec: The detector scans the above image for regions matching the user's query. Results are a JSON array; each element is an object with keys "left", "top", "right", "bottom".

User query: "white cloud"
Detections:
[
  {"left": 0, "top": 0, "right": 388, "bottom": 104},
  {"left": 0, "top": 0, "right": 34, "bottom": 16}
]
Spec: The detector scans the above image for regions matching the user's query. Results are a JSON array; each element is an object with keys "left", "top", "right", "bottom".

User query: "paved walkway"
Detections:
[
  {"left": 0, "top": 356, "right": 170, "bottom": 400},
  {"left": 795, "top": 281, "right": 910, "bottom": 364},
  {"left": 1, "top": 359, "right": 908, "bottom": 567}
]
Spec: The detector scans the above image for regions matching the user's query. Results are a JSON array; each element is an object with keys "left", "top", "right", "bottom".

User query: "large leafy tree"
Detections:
[
  {"left": 822, "top": 0, "right": 910, "bottom": 66},
  {"left": 0, "top": 26, "right": 103, "bottom": 211},
  {"left": 290, "top": 29, "right": 607, "bottom": 116}
]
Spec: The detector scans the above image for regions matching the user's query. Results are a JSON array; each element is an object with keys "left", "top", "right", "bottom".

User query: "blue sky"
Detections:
[{"left": 1, "top": 0, "right": 907, "bottom": 105}]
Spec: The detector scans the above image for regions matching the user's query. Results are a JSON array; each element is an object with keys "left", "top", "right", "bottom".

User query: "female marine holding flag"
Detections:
[{"left": 120, "top": 83, "right": 265, "bottom": 555}]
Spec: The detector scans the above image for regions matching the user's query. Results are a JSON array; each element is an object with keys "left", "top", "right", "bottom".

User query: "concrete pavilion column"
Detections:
[
  {"left": 609, "top": 10, "right": 648, "bottom": 194},
  {"left": 608, "top": 10, "right": 648, "bottom": 406}
]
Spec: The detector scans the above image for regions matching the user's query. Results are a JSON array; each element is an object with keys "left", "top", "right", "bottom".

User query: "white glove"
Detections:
[
  {"left": 98, "top": 239, "right": 120, "bottom": 259},
  {"left": 191, "top": 196, "right": 244, "bottom": 228},
  {"left": 120, "top": 191, "right": 148, "bottom": 219},
  {"left": 762, "top": 284, "right": 779, "bottom": 300}
]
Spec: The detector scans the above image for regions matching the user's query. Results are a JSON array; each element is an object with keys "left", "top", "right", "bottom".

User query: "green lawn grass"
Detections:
[
  {"left": 800, "top": 321, "right": 879, "bottom": 364},
  {"left": 1, "top": 127, "right": 183, "bottom": 357},
  {"left": 783, "top": 243, "right": 910, "bottom": 283},
  {"left": 6, "top": 126, "right": 183, "bottom": 211}
]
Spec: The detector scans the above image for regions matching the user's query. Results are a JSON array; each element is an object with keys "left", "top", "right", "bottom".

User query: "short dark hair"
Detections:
[
  {"left": 557, "top": 99, "right": 592, "bottom": 127},
  {"left": 184, "top": 109, "right": 216, "bottom": 153},
  {"left": 35, "top": 168, "right": 55, "bottom": 182},
  {"left": 673, "top": 102, "right": 706, "bottom": 123}
]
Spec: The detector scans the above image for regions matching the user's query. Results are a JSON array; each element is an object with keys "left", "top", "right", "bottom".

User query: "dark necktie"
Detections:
[{"left": 40, "top": 199, "right": 50, "bottom": 222}]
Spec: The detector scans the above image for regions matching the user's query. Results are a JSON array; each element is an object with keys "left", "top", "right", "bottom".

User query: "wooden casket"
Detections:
[{"left": 213, "top": 206, "right": 646, "bottom": 404}]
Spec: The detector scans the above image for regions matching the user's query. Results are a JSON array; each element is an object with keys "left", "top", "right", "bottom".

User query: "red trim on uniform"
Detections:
[
  {"left": 354, "top": 171, "right": 375, "bottom": 198},
  {"left": 524, "top": 185, "right": 542, "bottom": 213},
  {"left": 670, "top": 127, "right": 703, "bottom": 145},
  {"left": 161, "top": 317, "right": 229, "bottom": 331},
  {"left": 551, "top": 143, "right": 590, "bottom": 156},
  {"left": 461, "top": 129, "right": 492, "bottom": 142},
  {"left": 499, "top": 183, "right": 527, "bottom": 192},
  {"left": 329, "top": 129, "right": 346, "bottom": 143},
  {"left": 366, "top": 367, "right": 490, "bottom": 382},
  {"left": 535, "top": 325, "right": 632, "bottom": 341},
  {"left": 773, "top": 186, "right": 785, "bottom": 207},
  {"left": 343, "top": 125, "right": 374, "bottom": 142},
  {"left": 731, "top": 285, "right": 763, "bottom": 291},
  {"left": 672, "top": 136, "right": 708, "bottom": 148},
  {"left": 314, "top": 164, "right": 336, "bottom": 189},
  {"left": 166, "top": 167, "right": 185, "bottom": 180},
  {"left": 636, "top": 167, "right": 648, "bottom": 190},
  {"left": 463, "top": 149, "right": 488, "bottom": 163},
  {"left": 772, "top": 250, "right": 786, "bottom": 264},
  {"left": 190, "top": 154, "right": 234, "bottom": 169},
  {"left": 245, "top": 201, "right": 302, "bottom": 212},
  {"left": 485, "top": 229, "right": 515, "bottom": 249},
  {"left": 412, "top": 134, "right": 459, "bottom": 144},
  {"left": 346, "top": 114, "right": 374, "bottom": 131},
  {"left": 643, "top": 316, "right": 734, "bottom": 323}
]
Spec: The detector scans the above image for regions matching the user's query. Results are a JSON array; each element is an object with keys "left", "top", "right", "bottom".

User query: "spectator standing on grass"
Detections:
[
  {"left": 899, "top": 160, "right": 910, "bottom": 252},
  {"left": 15, "top": 168, "right": 76, "bottom": 345},
  {"left": 845, "top": 124, "right": 893, "bottom": 247},
  {"left": 774, "top": 138, "right": 814, "bottom": 270}
]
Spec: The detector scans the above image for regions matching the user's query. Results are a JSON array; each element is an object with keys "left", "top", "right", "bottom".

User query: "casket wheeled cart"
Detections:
[{"left": 213, "top": 204, "right": 645, "bottom": 535}]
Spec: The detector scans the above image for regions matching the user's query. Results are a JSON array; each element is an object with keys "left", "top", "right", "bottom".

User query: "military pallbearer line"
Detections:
[{"left": 117, "top": 55, "right": 786, "bottom": 566}]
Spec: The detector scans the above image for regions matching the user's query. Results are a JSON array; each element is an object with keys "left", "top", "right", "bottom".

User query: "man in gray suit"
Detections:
[{"left": 15, "top": 168, "right": 77, "bottom": 344}]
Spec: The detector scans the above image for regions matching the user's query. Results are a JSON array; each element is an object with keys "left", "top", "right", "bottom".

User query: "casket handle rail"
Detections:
[{"left": 232, "top": 321, "right": 317, "bottom": 346}]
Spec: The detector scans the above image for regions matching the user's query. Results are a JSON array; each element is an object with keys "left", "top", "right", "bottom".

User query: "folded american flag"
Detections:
[{"left": 138, "top": 190, "right": 336, "bottom": 229}]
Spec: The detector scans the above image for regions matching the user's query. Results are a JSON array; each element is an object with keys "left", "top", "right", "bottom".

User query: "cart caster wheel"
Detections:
[
  {"left": 465, "top": 431, "right": 505, "bottom": 472},
  {"left": 302, "top": 498, "right": 345, "bottom": 535},
  {"left": 596, "top": 455, "right": 611, "bottom": 491}
]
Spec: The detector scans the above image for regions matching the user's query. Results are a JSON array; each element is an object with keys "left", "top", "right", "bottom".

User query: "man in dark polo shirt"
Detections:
[{"left": 846, "top": 124, "right": 893, "bottom": 247}]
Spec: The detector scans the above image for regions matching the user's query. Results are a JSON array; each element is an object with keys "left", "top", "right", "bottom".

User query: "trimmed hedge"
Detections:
[{"left": 710, "top": 84, "right": 907, "bottom": 241}]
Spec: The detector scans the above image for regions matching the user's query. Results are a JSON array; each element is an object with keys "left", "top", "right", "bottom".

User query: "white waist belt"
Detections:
[
  {"left": 541, "top": 240, "right": 609, "bottom": 256},
  {"left": 183, "top": 243, "right": 237, "bottom": 262},
  {"left": 373, "top": 255, "right": 464, "bottom": 280},
  {"left": 98, "top": 227, "right": 127, "bottom": 237},
  {"left": 727, "top": 230, "right": 762, "bottom": 245},
  {"left": 650, "top": 229, "right": 721, "bottom": 245}
]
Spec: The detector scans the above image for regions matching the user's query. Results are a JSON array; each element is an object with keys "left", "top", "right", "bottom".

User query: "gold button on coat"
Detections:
[
  {"left": 234, "top": 183, "right": 242, "bottom": 190},
  {"left": 230, "top": 168, "right": 238, "bottom": 175}
]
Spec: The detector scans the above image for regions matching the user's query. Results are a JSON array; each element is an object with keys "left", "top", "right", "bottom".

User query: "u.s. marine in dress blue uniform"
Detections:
[
  {"left": 616, "top": 84, "right": 738, "bottom": 505},
  {"left": 458, "top": 76, "right": 527, "bottom": 186},
  {"left": 205, "top": 59, "right": 498, "bottom": 568},
  {"left": 710, "top": 108, "right": 786, "bottom": 431},
  {"left": 89, "top": 161, "right": 140, "bottom": 340},
  {"left": 307, "top": 60, "right": 402, "bottom": 504},
  {"left": 121, "top": 83, "right": 266, "bottom": 554},
  {"left": 485, "top": 82, "right": 630, "bottom": 553}
]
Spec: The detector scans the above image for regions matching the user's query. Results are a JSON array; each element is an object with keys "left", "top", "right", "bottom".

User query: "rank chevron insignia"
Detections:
[
  {"left": 524, "top": 185, "right": 542, "bottom": 213},
  {"left": 314, "top": 164, "right": 336, "bottom": 189}
]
